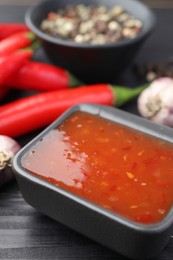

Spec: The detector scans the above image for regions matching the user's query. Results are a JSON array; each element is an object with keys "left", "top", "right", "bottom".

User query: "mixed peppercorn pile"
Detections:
[{"left": 40, "top": 4, "right": 142, "bottom": 45}]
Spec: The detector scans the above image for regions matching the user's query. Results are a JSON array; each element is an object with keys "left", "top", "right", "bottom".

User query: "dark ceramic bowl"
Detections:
[
  {"left": 13, "top": 104, "right": 173, "bottom": 259},
  {"left": 25, "top": 0, "right": 156, "bottom": 83}
]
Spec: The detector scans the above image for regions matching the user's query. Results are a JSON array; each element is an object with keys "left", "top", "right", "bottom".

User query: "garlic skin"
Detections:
[
  {"left": 137, "top": 77, "right": 173, "bottom": 127},
  {"left": 0, "top": 135, "right": 21, "bottom": 186}
]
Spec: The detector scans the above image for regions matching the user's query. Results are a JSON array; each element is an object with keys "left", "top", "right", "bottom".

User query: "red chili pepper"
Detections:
[
  {"left": 6, "top": 60, "right": 81, "bottom": 90},
  {"left": 0, "top": 50, "right": 33, "bottom": 87},
  {"left": 0, "top": 31, "right": 36, "bottom": 56},
  {"left": 0, "top": 84, "right": 145, "bottom": 137},
  {"left": 0, "top": 23, "right": 29, "bottom": 40}
]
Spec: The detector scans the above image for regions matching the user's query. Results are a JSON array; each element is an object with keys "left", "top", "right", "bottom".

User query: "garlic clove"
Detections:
[
  {"left": 0, "top": 135, "right": 21, "bottom": 186},
  {"left": 137, "top": 77, "right": 173, "bottom": 126}
]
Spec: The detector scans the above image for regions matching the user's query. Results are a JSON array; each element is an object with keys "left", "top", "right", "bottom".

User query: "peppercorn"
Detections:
[{"left": 133, "top": 59, "right": 173, "bottom": 82}]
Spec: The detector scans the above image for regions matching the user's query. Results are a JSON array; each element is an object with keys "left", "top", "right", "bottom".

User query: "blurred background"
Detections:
[{"left": 0, "top": 0, "right": 173, "bottom": 8}]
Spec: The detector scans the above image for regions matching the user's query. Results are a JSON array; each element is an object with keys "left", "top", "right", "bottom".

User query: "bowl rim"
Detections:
[
  {"left": 13, "top": 103, "right": 173, "bottom": 233},
  {"left": 25, "top": 0, "right": 156, "bottom": 49}
]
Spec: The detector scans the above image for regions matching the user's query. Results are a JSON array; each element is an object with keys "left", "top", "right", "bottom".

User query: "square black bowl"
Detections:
[{"left": 13, "top": 104, "right": 173, "bottom": 259}]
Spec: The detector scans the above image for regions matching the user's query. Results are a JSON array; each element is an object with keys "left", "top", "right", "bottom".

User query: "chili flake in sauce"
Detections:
[{"left": 21, "top": 111, "right": 173, "bottom": 224}]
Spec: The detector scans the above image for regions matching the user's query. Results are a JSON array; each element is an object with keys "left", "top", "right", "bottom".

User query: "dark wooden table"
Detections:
[{"left": 0, "top": 1, "right": 173, "bottom": 259}]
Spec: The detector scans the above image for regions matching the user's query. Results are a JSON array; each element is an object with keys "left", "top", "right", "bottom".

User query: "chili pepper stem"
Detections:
[
  {"left": 111, "top": 84, "right": 148, "bottom": 107},
  {"left": 23, "top": 40, "right": 41, "bottom": 51},
  {"left": 68, "top": 72, "right": 83, "bottom": 87},
  {"left": 25, "top": 32, "right": 36, "bottom": 42}
]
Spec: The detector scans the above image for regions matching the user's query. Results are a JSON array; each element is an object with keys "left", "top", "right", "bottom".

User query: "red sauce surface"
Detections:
[{"left": 21, "top": 111, "right": 173, "bottom": 224}]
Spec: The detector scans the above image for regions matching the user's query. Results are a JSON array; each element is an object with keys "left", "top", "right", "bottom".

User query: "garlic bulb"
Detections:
[
  {"left": 0, "top": 135, "right": 21, "bottom": 186},
  {"left": 137, "top": 77, "right": 173, "bottom": 127}
]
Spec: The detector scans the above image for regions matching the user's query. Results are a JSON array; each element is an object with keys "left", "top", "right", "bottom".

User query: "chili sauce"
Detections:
[{"left": 21, "top": 111, "right": 173, "bottom": 224}]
